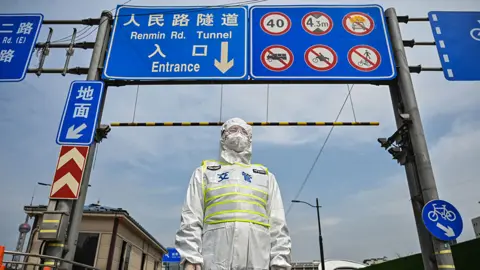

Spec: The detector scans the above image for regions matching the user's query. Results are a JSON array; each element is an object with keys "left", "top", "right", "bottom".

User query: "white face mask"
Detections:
[{"left": 224, "top": 132, "right": 249, "bottom": 153}]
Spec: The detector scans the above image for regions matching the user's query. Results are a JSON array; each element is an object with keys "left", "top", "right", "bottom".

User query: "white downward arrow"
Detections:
[
  {"left": 214, "top": 41, "right": 234, "bottom": 73},
  {"left": 51, "top": 172, "right": 79, "bottom": 196},
  {"left": 436, "top": 223, "right": 455, "bottom": 237},
  {"left": 66, "top": 123, "right": 87, "bottom": 139}
]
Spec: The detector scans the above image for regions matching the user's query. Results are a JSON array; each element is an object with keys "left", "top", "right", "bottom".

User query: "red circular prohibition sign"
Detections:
[
  {"left": 304, "top": 45, "right": 338, "bottom": 71},
  {"left": 348, "top": 45, "right": 381, "bottom": 72},
  {"left": 260, "top": 12, "right": 292, "bottom": 36},
  {"left": 261, "top": 45, "right": 294, "bottom": 71},
  {"left": 343, "top": 12, "right": 375, "bottom": 36},
  {"left": 301, "top": 12, "right": 333, "bottom": 36}
]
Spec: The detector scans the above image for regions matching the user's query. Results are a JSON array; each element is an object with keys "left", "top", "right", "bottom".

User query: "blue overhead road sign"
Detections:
[
  {"left": 0, "top": 14, "right": 43, "bottom": 82},
  {"left": 428, "top": 11, "right": 480, "bottom": 81},
  {"left": 162, "top": 247, "right": 181, "bottom": 263},
  {"left": 56, "top": 81, "right": 104, "bottom": 146},
  {"left": 422, "top": 199, "right": 463, "bottom": 241},
  {"left": 249, "top": 5, "right": 396, "bottom": 81},
  {"left": 103, "top": 6, "right": 248, "bottom": 80}
]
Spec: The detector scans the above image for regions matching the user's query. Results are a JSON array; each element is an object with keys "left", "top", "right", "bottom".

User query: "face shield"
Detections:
[{"left": 219, "top": 118, "right": 252, "bottom": 165}]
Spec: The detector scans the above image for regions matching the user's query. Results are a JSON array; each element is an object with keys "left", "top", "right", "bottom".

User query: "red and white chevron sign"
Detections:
[{"left": 49, "top": 146, "right": 89, "bottom": 199}]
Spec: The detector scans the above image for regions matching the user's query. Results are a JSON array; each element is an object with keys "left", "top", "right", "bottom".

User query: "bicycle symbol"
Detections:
[
  {"left": 427, "top": 204, "right": 456, "bottom": 222},
  {"left": 470, "top": 20, "right": 480, "bottom": 41},
  {"left": 357, "top": 59, "right": 371, "bottom": 67}
]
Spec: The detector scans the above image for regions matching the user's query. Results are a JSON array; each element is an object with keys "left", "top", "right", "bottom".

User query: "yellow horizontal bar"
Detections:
[
  {"left": 39, "top": 229, "right": 57, "bottom": 233},
  {"left": 435, "top": 249, "right": 452, "bottom": 255},
  {"left": 44, "top": 261, "right": 56, "bottom": 266},
  {"left": 42, "top": 220, "right": 59, "bottom": 223},
  {"left": 110, "top": 122, "right": 380, "bottom": 127},
  {"left": 438, "top": 265, "right": 455, "bottom": 269},
  {"left": 47, "top": 243, "right": 64, "bottom": 247}
]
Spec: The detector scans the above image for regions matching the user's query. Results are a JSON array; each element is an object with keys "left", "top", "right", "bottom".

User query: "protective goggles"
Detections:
[{"left": 222, "top": 125, "right": 249, "bottom": 137}]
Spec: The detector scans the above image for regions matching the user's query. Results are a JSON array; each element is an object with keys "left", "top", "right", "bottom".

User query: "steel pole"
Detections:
[
  {"left": 389, "top": 81, "right": 436, "bottom": 270},
  {"left": 385, "top": 8, "right": 456, "bottom": 270},
  {"left": 315, "top": 198, "right": 325, "bottom": 270},
  {"left": 62, "top": 10, "right": 112, "bottom": 269}
]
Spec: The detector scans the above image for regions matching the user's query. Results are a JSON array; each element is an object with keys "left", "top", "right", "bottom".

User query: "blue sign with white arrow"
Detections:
[
  {"left": 56, "top": 81, "right": 104, "bottom": 146},
  {"left": 103, "top": 5, "right": 248, "bottom": 81},
  {"left": 421, "top": 199, "right": 463, "bottom": 241},
  {"left": 249, "top": 5, "right": 396, "bottom": 81},
  {"left": 428, "top": 11, "right": 480, "bottom": 81},
  {"left": 162, "top": 247, "right": 181, "bottom": 263},
  {"left": 0, "top": 14, "right": 43, "bottom": 82}
]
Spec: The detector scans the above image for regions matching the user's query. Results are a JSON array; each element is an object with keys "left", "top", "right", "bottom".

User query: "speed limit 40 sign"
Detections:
[{"left": 260, "top": 12, "right": 291, "bottom": 35}]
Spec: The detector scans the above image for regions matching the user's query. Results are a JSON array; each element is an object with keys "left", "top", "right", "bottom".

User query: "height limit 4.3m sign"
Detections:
[{"left": 103, "top": 6, "right": 248, "bottom": 80}]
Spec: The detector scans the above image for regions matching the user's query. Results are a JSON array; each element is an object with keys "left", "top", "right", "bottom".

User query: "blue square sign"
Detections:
[
  {"left": 56, "top": 81, "right": 105, "bottom": 146},
  {"left": 103, "top": 6, "right": 248, "bottom": 80},
  {"left": 0, "top": 14, "right": 43, "bottom": 82},
  {"left": 249, "top": 5, "right": 396, "bottom": 81},
  {"left": 428, "top": 11, "right": 480, "bottom": 81}
]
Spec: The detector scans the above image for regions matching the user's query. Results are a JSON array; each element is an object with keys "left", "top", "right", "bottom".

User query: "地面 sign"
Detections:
[{"left": 56, "top": 81, "right": 104, "bottom": 146}]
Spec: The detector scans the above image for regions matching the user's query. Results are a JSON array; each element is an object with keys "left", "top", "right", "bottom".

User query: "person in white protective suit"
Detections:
[{"left": 175, "top": 117, "right": 292, "bottom": 270}]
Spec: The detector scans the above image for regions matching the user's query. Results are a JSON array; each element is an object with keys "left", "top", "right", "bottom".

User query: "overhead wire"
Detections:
[
  {"left": 286, "top": 84, "right": 356, "bottom": 216},
  {"left": 50, "top": 0, "right": 135, "bottom": 43},
  {"left": 347, "top": 84, "right": 357, "bottom": 122},
  {"left": 132, "top": 85, "right": 140, "bottom": 122},
  {"left": 51, "top": 0, "right": 268, "bottom": 43},
  {"left": 219, "top": 85, "right": 224, "bottom": 122},
  {"left": 266, "top": 85, "right": 270, "bottom": 121}
]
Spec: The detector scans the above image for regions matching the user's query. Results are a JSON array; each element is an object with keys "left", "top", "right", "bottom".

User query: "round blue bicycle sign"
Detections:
[{"left": 421, "top": 199, "right": 463, "bottom": 241}]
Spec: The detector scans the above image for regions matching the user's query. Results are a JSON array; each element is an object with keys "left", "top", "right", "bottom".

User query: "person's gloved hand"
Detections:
[{"left": 184, "top": 262, "right": 201, "bottom": 270}]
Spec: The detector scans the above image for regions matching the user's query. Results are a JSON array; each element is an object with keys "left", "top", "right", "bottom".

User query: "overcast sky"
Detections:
[{"left": 1, "top": 0, "right": 480, "bottom": 264}]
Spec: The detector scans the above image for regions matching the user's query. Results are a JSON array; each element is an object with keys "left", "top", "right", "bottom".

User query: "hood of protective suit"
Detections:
[{"left": 219, "top": 118, "right": 252, "bottom": 165}]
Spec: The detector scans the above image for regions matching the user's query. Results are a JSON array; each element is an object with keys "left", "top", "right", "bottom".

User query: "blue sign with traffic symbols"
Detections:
[
  {"left": 249, "top": 5, "right": 396, "bottom": 81},
  {"left": 0, "top": 14, "right": 43, "bottom": 82},
  {"left": 56, "top": 81, "right": 104, "bottom": 146},
  {"left": 162, "top": 247, "right": 181, "bottom": 263},
  {"left": 103, "top": 6, "right": 248, "bottom": 81},
  {"left": 428, "top": 11, "right": 480, "bottom": 81},
  {"left": 421, "top": 199, "right": 463, "bottom": 241}
]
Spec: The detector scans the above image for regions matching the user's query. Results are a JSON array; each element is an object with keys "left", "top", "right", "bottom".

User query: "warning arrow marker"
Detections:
[
  {"left": 50, "top": 172, "right": 80, "bottom": 196},
  {"left": 57, "top": 147, "right": 86, "bottom": 169},
  {"left": 50, "top": 145, "right": 89, "bottom": 200}
]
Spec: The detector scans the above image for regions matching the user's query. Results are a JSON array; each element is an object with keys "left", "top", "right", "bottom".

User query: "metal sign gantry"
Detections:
[{"left": 2, "top": 4, "right": 476, "bottom": 270}]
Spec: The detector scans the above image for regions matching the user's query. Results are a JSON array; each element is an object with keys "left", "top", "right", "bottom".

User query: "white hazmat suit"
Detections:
[{"left": 175, "top": 118, "right": 292, "bottom": 270}]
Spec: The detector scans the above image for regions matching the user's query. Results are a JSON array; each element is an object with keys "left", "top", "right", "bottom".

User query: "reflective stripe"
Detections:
[
  {"left": 206, "top": 184, "right": 268, "bottom": 204},
  {"left": 205, "top": 199, "right": 267, "bottom": 221},
  {"left": 205, "top": 210, "right": 270, "bottom": 228},
  {"left": 201, "top": 160, "right": 271, "bottom": 228}
]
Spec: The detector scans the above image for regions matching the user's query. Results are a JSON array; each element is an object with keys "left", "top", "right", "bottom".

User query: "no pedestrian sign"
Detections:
[{"left": 348, "top": 45, "right": 381, "bottom": 72}]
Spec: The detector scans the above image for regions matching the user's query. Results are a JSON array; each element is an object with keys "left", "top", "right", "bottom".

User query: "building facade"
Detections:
[
  {"left": 472, "top": 216, "right": 480, "bottom": 238},
  {"left": 22, "top": 203, "right": 168, "bottom": 270}
]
